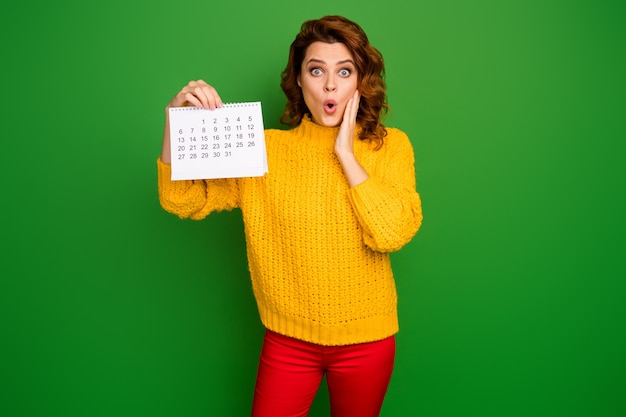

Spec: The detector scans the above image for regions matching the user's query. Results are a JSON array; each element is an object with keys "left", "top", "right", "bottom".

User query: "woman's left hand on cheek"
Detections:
[{"left": 335, "top": 90, "right": 360, "bottom": 157}]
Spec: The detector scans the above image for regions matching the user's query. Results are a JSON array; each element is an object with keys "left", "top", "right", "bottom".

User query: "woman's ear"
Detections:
[{"left": 297, "top": 75, "right": 301, "bottom": 87}]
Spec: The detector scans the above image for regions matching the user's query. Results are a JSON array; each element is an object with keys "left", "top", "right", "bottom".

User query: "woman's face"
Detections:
[{"left": 297, "top": 41, "right": 358, "bottom": 127}]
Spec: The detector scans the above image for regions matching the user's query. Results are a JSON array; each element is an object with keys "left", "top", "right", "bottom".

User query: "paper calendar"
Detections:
[{"left": 168, "top": 102, "right": 267, "bottom": 180}]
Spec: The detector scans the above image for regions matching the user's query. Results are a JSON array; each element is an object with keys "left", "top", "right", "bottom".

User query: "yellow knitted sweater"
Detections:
[{"left": 157, "top": 116, "right": 422, "bottom": 346}]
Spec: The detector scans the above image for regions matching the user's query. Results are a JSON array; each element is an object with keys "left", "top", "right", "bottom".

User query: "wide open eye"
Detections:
[
  {"left": 310, "top": 68, "right": 323, "bottom": 76},
  {"left": 338, "top": 68, "right": 352, "bottom": 77}
]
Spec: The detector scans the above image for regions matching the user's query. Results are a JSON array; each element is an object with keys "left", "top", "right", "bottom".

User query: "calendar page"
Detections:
[{"left": 168, "top": 102, "right": 267, "bottom": 180}]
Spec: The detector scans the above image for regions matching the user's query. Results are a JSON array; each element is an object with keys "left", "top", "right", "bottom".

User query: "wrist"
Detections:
[{"left": 335, "top": 148, "right": 356, "bottom": 163}]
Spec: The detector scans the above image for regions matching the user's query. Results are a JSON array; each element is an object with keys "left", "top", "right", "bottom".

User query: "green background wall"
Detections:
[{"left": 1, "top": 0, "right": 624, "bottom": 416}]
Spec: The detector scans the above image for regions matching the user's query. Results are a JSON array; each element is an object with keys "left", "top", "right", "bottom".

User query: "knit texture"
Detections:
[{"left": 157, "top": 116, "right": 422, "bottom": 346}]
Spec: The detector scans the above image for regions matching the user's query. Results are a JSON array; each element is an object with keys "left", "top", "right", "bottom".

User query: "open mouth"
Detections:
[{"left": 324, "top": 100, "right": 337, "bottom": 114}]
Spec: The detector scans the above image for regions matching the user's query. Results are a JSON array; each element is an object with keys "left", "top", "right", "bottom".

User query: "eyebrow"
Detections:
[{"left": 306, "top": 58, "right": 355, "bottom": 66}]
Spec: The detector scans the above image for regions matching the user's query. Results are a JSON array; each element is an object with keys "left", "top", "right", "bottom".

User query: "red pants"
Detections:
[{"left": 251, "top": 329, "right": 396, "bottom": 417}]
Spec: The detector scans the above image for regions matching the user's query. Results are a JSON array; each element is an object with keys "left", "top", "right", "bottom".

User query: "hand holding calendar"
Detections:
[{"left": 168, "top": 102, "right": 268, "bottom": 180}]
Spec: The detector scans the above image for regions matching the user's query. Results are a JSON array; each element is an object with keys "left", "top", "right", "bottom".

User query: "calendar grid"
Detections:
[{"left": 169, "top": 102, "right": 267, "bottom": 180}]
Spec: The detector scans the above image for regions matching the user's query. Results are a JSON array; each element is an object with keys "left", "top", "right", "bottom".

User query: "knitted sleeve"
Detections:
[
  {"left": 156, "top": 158, "right": 240, "bottom": 220},
  {"left": 348, "top": 129, "right": 423, "bottom": 252}
]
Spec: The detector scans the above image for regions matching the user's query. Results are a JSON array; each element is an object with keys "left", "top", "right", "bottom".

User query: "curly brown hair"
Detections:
[{"left": 280, "top": 15, "right": 388, "bottom": 148}]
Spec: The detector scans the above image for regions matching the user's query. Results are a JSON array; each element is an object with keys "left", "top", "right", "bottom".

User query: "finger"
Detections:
[
  {"left": 192, "top": 80, "right": 223, "bottom": 109},
  {"left": 350, "top": 89, "right": 360, "bottom": 121},
  {"left": 171, "top": 80, "right": 223, "bottom": 109},
  {"left": 343, "top": 93, "right": 358, "bottom": 128},
  {"left": 181, "top": 91, "right": 205, "bottom": 108},
  {"left": 186, "top": 83, "right": 218, "bottom": 109}
]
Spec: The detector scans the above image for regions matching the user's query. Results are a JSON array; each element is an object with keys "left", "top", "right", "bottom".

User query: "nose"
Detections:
[{"left": 324, "top": 75, "right": 336, "bottom": 92}]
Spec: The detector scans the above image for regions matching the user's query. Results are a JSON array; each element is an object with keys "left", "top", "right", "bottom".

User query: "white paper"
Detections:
[{"left": 168, "top": 102, "right": 267, "bottom": 180}]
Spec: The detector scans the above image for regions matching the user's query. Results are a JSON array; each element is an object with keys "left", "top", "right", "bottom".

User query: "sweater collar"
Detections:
[{"left": 293, "top": 115, "right": 360, "bottom": 147}]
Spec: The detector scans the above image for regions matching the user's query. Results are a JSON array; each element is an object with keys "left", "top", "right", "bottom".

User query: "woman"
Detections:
[{"left": 157, "top": 15, "right": 423, "bottom": 417}]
